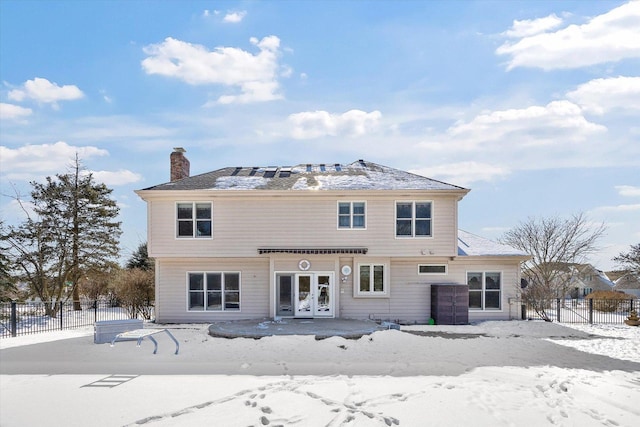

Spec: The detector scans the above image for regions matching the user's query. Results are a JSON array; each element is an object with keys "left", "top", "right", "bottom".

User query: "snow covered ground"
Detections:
[{"left": 1, "top": 321, "right": 638, "bottom": 426}]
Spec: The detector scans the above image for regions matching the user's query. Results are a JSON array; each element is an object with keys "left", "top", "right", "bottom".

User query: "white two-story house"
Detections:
[{"left": 135, "top": 148, "right": 529, "bottom": 324}]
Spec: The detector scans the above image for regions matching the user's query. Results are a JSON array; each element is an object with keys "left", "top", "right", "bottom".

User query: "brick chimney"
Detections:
[{"left": 170, "top": 147, "right": 190, "bottom": 181}]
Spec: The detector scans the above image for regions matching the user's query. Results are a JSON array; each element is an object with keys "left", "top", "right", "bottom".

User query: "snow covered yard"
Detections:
[{"left": 1, "top": 321, "right": 638, "bottom": 427}]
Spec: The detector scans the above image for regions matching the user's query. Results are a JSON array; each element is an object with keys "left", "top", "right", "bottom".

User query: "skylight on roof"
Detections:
[
  {"left": 263, "top": 167, "right": 278, "bottom": 178},
  {"left": 279, "top": 167, "right": 292, "bottom": 178}
]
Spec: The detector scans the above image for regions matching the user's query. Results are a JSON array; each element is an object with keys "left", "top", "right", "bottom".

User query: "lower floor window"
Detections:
[
  {"left": 467, "top": 271, "right": 501, "bottom": 310},
  {"left": 358, "top": 264, "right": 387, "bottom": 295},
  {"left": 188, "top": 272, "right": 240, "bottom": 311}
]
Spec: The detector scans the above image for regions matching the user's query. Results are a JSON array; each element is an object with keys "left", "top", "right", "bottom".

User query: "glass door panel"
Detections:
[
  {"left": 295, "top": 275, "right": 312, "bottom": 316},
  {"left": 315, "top": 275, "right": 332, "bottom": 316},
  {"left": 276, "top": 274, "right": 294, "bottom": 316}
]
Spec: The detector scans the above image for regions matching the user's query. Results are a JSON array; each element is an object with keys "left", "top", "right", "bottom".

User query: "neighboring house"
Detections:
[
  {"left": 522, "top": 263, "right": 614, "bottom": 299},
  {"left": 613, "top": 272, "right": 640, "bottom": 298},
  {"left": 135, "top": 148, "right": 529, "bottom": 324},
  {"left": 567, "top": 264, "right": 615, "bottom": 298}
]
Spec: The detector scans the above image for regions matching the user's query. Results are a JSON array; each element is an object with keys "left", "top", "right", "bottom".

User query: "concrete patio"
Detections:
[{"left": 207, "top": 318, "right": 392, "bottom": 339}]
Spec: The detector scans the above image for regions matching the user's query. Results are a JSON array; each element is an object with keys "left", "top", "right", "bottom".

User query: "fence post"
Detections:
[
  {"left": 60, "top": 301, "right": 63, "bottom": 331},
  {"left": 588, "top": 298, "right": 593, "bottom": 325},
  {"left": 94, "top": 300, "right": 98, "bottom": 323},
  {"left": 521, "top": 304, "right": 526, "bottom": 320},
  {"left": 556, "top": 298, "right": 561, "bottom": 322},
  {"left": 11, "top": 301, "right": 17, "bottom": 337}
]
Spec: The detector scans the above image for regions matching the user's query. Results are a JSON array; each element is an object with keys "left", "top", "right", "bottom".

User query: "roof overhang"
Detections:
[{"left": 258, "top": 247, "right": 368, "bottom": 255}]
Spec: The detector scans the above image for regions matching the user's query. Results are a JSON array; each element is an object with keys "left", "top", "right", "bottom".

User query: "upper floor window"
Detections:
[
  {"left": 467, "top": 272, "right": 501, "bottom": 310},
  {"left": 338, "top": 202, "right": 366, "bottom": 229},
  {"left": 177, "top": 202, "right": 212, "bottom": 238},
  {"left": 357, "top": 263, "right": 387, "bottom": 296},
  {"left": 188, "top": 272, "right": 240, "bottom": 311},
  {"left": 396, "top": 201, "right": 432, "bottom": 237}
]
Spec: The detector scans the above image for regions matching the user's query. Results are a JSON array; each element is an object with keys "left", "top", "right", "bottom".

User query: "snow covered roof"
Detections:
[
  {"left": 457, "top": 230, "right": 529, "bottom": 257},
  {"left": 142, "top": 160, "right": 468, "bottom": 192}
]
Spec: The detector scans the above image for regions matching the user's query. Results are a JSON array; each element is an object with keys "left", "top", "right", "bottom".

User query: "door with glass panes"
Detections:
[{"left": 276, "top": 273, "right": 333, "bottom": 317}]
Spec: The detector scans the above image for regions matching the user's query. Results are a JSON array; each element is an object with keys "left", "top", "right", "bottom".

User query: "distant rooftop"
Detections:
[
  {"left": 142, "top": 160, "right": 468, "bottom": 192},
  {"left": 457, "top": 230, "right": 529, "bottom": 257}
]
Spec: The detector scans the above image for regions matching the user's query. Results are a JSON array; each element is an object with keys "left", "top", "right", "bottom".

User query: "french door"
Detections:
[{"left": 276, "top": 273, "right": 333, "bottom": 317}]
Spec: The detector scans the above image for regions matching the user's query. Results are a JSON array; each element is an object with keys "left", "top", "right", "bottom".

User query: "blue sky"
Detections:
[{"left": 1, "top": 0, "right": 639, "bottom": 271}]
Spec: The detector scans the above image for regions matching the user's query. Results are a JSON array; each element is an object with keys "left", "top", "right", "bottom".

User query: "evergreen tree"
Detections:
[
  {"left": 126, "top": 243, "right": 154, "bottom": 271},
  {"left": 2, "top": 156, "right": 121, "bottom": 314}
]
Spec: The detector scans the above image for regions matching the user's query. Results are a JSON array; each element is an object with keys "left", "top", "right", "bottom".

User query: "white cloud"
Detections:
[
  {"left": 0, "top": 142, "right": 108, "bottom": 181},
  {"left": 99, "top": 89, "right": 113, "bottom": 104},
  {"left": 502, "top": 14, "right": 563, "bottom": 38},
  {"left": 443, "top": 100, "right": 605, "bottom": 149},
  {"left": 90, "top": 169, "right": 142, "bottom": 186},
  {"left": 0, "top": 103, "right": 32, "bottom": 121},
  {"left": 592, "top": 203, "right": 640, "bottom": 213},
  {"left": 496, "top": 1, "right": 640, "bottom": 70},
  {"left": 141, "top": 36, "right": 284, "bottom": 104},
  {"left": 223, "top": 11, "right": 246, "bottom": 23},
  {"left": 410, "top": 162, "right": 510, "bottom": 187},
  {"left": 7, "top": 77, "right": 84, "bottom": 106},
  {"left": 288, "top": 110, "right": 382, "bottom": 139},
  {"left": 615, "top": 185, "right": 640, "bottom": 197},
  {"left": 567, "top": 76, "right": 640, "bottom": 115}
]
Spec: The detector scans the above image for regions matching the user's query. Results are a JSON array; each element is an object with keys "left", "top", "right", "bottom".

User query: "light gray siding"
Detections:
[
  {"left": 339, "top": 257, "right": 522, "bottom": 323},
  {"left": 155, "top": 257, "right": 270, "bottom": 323},
  {"left": 145, "top": 192, "right": 459, "bottom": 259}
]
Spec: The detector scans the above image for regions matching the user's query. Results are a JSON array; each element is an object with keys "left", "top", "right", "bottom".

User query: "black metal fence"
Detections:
[
  {"left": 0, "top": 300, "right": 145, "bottom": 338},
  {"left": 524, "top": 298, "right": 638, "bottom": 324}
]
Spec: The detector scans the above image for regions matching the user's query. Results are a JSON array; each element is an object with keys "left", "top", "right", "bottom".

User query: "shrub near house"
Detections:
[{"left": 585, "top": 290, "right": 634, "bottom": 313}]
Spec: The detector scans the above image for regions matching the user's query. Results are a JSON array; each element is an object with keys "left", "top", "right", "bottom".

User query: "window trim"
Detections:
[
  {"left": 337, "top": 201, "right": 367, "bottom": 230},
  {"left": 418, "top": 264, "right": 448, "bottom": 275},
  {"left": 176, "top": 202, "right": 213, "bottom": 239},
  {"left": 395, "top": 200, "right": 433, "bottom": 238},
  {"left": 186, "top": 271, "right": 241, "bottom": 312},
  {"left": 467, "top": 271, "right": 502, "bottom": 311},
  {"left": 355, "top": 262, "right": 389, "bottom": 297}
]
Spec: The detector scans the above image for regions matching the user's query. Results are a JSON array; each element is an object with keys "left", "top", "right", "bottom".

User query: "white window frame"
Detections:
[
  {"left": 337, "top": 201, "right": 367, "bottom": 230},
  {"left": 187, "top": 271, "right": 241, "bottom": 311},
  {"left": 176, "top": 202, "right": 212, "bottom": 239},
  {"left": 355, "top": 263, "right": 389, "bottom": 297},
  {"left": 395, "top": 200, "right": 433, "bottom": 238},
  {"left": 467, "top": 271, "right": 502, "bottom": 311},
  {"left": 418, "top": 264, "right": 448, "bottom": 275}
]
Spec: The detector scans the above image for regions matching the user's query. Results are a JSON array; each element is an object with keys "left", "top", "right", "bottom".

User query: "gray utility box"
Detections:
[
  {"left": 431, "top": 283, "right": 469, "bottom": 325},
  {"left": 94, "top": 319, "right": 143, "bottom": 344}
]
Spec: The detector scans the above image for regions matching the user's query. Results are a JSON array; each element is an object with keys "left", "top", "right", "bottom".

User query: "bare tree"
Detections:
[
  {"left": 499, "top": 213, "right": 606, "bottom": 321},
  {"left": 111, "top": 268, "right": 155, "bottom": 320}
]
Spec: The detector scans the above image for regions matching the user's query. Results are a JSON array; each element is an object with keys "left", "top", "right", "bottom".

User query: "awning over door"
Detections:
[{"left": 258, "top": 247, "right": 368, "bottom": 255}]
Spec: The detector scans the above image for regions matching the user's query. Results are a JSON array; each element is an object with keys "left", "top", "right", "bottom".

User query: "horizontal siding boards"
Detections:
[
  {"left": 156, "top": 258, "right": 270, "bottom": 323},
  {"left": 339, "top": 257, "right": 521, "bottom": 323},
  {"left": 154, "top": 255, "right": 521, "bottom": 323},
  {"left": 448, "top": 258, "right": 522, "bottom": 321},
  {"left": 273, "top": 258, "right": 337, "bottom": 272},
  {"left": 339, "top": 259, "right": 431, "bottom": 323},
  {"left": 146, "top": 194, "right": 458, "bottom": 259}
]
